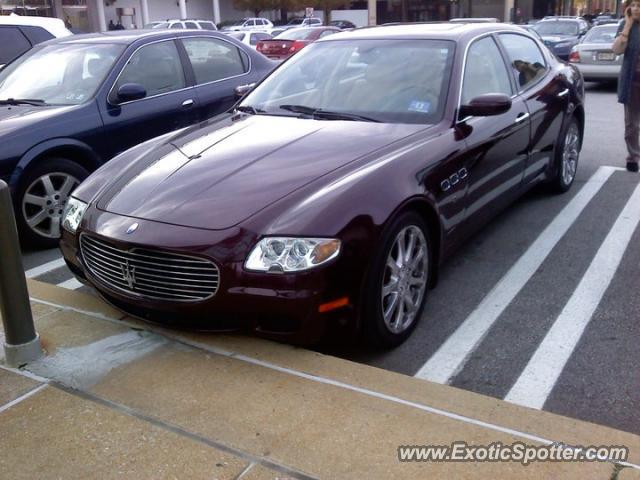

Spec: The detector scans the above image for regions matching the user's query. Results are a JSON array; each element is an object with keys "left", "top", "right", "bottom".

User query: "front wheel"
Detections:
[
  {"left": 549, "top": 117, "right": 581, "bottom": 193},
  {"left": 362, "top": 212, "right": 431, "bottom": 348},
  {"left": 16, "top": 158, "right": 89, "bottom": 248}
]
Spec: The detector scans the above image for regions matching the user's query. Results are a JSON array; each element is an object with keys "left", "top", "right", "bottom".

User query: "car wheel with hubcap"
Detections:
[
  {"left": 550, "top": 117, "right": 580, "bottom": 193},
  {"left": 16, "top": 158, "right": 89, "bottom": 248},
  {"left": 363, "top": 211, "right": 431, "bottom": 348}
]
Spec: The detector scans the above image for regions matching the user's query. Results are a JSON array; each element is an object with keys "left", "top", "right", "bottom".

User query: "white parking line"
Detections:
[
  {"left": 56, "top": 278, "right": 84, "bottom": 290},
  {"left": 414, "top": 166, "right": 618, "bottom": 384},
  {"left": 25, "top": 257, "right": 66, "bottom": 278},
  {"left": 0, "top": 384, "right": 47, "bottom": 414},
  {"left": 505, "top": 180, "right": 640, "bottom": 409}
]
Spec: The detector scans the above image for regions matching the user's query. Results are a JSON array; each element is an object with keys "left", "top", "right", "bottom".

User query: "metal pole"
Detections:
[{"left": 0, "top": 180, "right": 42, "bottom": 367}]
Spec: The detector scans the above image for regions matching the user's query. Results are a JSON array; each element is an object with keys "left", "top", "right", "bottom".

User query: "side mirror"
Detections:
[
  {"left": 117, "top": 83, "right": 146, "bottom": 103},
  {"left": 234, "top": 82, "right": 256, "bottom": 98},
  {"left": 459, "top": 93, "right": 512, "bottom": 118}
]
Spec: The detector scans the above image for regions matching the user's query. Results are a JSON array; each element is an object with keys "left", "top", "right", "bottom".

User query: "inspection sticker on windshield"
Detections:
[{"left": 408, "top": 100, "right": 430, "bottom": 113}]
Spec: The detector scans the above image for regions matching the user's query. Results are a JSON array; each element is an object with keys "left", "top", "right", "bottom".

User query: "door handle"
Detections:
[
  {"left": 557, "top": 89, "right": 569, "bottom": 98},
  {"left": 182, "top": 99, "right": 194, "bottom": 107},
  {"left": 515, "top": 112, "right": 530, "bottom": 123}
]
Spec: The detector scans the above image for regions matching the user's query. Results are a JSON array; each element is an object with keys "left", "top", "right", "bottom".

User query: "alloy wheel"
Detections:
[
  {"left": 21, "top": 172, "right": 80, "bottom": 239},
  {"left": 381, "top": 225, "right": 428, "bottom": 334},
  {"left": 562, "top": 123, "right": 580, "bottom": 186}
]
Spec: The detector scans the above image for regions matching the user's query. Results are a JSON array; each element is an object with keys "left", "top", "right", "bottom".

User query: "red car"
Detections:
[{"left": 256, "top": 27, "right": 341, "bottom": 60}]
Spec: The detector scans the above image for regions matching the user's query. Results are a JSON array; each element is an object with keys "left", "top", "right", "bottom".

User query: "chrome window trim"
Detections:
[
  {"left": 107, "top": 34, "right": 252, "bottom": 107},
  {"left": 456, "top": 29, "right": 550, "bottom": 124}
]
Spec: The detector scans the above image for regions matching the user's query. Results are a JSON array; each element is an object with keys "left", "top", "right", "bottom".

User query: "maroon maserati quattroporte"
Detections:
[{"left": 60, "top": 23, "right": 584, "bottom": 347}]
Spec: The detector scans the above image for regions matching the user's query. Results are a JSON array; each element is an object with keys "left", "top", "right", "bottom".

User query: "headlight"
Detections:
[
  {"left": 62, "top": 197, "right": 88, "bottom": 234},
  {"left": 245, "top": 237, "right": 341, "bottom": 273}
]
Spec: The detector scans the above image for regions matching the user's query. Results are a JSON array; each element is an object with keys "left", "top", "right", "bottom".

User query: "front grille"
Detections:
[{"left": 80, "top": 235, "right": 220, "bottom": 302}]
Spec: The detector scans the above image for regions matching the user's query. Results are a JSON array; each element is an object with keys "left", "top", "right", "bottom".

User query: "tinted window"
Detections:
[
  {"left": 499, "top": 33, "right": 547, "bottom": 90},
  {"left": 319, "top": 29, "right": 337, "bottom": 38},
  {"left": 461, "top": 36, "right": 512, "bottom": 105},
  {"left": 182, "top": 37, "right": 246, "bottom": 84},
  {"left": 20, "top": 25, "right": 54, "bottom": 45},
  {"left": 185, "top": 22, "right": 198, "bottom": 29},
  {"left": 170, "top": 22, "right": 184, "bottom": 29},
  {"left": 250, "top": 33, "right": 271, "bottom": 45},
  {"left": 0, "top": 27, "right": 31, "bottom": 65},
  {"left": 198, "top": 21, "right": 216, "bottom": 30},
  {"left": 114, "top": 41, "right": 185, "bottom": 100}
]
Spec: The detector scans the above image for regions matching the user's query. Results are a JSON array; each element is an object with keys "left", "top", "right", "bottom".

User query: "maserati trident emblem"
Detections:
[
  {"left": 121, "top": 259, "right": 136, "bottom": 289},
  {"left": 126, "top": 223, "right": 139, "bottom": 234}
]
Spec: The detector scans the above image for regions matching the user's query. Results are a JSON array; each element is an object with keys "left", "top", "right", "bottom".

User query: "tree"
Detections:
[{"left": 233, "top": 0, "right": 279, "bottom": 17}]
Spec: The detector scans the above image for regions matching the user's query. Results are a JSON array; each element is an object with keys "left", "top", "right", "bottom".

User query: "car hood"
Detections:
[
  {"left": 0, "top": 104, "right": 74, "bottom": 137},
  {"left": 96, "top": 114, "right": 426, "bottom": 230}
]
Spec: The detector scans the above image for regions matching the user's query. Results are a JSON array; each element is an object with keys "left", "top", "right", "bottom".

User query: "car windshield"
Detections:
[
  {"left": 583, "top": 26, "right": 618, "bottom": 43},
  {"left": 0, "top": 43, "right": 124, "bottom": 106},
  {"left": 534, "top": 21, "right": 579, "bottom": 35},
  {"left": 276, "top": 28, "right": 314, "bottom": 40},
  {"left": 241, "top": 39, "right": 455, "bottom": 124}
]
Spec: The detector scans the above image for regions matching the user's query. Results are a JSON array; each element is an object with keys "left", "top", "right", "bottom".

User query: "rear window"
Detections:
[
  {"left": 198, "top": 21, "right": 216, "bottom": 30},
  {"left": 277, "top": 28, "right": 314, "bottom": 40},
  {"left": 583, "top": 26, "right": 618, "bottom": 43}
]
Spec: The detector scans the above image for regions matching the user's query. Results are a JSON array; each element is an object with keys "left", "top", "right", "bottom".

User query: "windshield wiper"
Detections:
[
  {"left": 235, "top": 105, "right": 266, "bottom": 115},
  {"left": 0, "top": 98, "right": 49, "bottom": 106},
  {"left": 279, "top": 104, "right": 380, "bottom": 123}
]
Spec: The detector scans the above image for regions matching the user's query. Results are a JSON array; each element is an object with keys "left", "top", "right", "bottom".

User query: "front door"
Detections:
[
  {"left": 98, "top": 39, "right": 199, "bottom": 160},
  {"left": 457, "top": 35, "right": 531, "bottom": 227}
]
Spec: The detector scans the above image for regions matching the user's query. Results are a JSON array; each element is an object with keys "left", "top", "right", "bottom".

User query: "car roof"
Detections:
[
  {"left": 43, "top": 29, "right": 227, "bottom": 45},
  {"left": 323, "top": 22, "right": 527, "bottom": 41},
  {"left": 0, "top": 13, "right": 72, "bottom": 37}
]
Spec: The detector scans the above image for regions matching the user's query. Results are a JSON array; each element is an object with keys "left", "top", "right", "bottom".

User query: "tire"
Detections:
[
  {"left": 362, "top": 211, "right": 432, "bottom": 348},
  {"left": 549, "top": 117, "right": 581, "bottom": 193},
  {"left": 15, "top": 158, "right": 89, "bottom": 248}
]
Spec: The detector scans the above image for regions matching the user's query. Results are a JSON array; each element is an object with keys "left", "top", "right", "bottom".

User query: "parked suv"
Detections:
[
  {"left": 223, "top": 18, "right": 273, "bottom": 31},
  {"left": 145, "top": 19, "right": 217, "bottom": 30},
  {"left": 534, "top": 17, "right": 589, "bottom": 59},
  {"left": 0, "top": 30, "right": 274, "bottom": 247},
  {"left": 0, "top": 14, "right": 71, "bottom": 68}
]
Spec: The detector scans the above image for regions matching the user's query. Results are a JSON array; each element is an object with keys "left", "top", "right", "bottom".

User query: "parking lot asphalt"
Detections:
[
  {"left": 18, "top": 82, "right": 640, "bottom": 438},
  {"left": 1, "top": 280, "right": 639, "bottom": 479}
]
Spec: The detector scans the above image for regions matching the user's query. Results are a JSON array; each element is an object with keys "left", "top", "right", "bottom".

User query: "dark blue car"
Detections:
[
  {"left": 0, "top": 30, "right": 275, "bottom": 247},
  {"left": 534, "top": 18, "right": 590, "bottom": 60}
]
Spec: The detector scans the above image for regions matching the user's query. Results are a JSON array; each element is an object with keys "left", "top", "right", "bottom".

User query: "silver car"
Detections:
[{"left": 569, "top": 23, "right": 622, "bottom": 82}]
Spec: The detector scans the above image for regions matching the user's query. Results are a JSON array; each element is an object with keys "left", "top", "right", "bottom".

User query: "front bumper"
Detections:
[{"left": 60, "top": 208, "right": 360, "bottom": 344}]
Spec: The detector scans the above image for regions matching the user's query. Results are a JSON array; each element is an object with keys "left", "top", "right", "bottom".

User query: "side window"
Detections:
[
  {"left": 0, "top": 27, "right": 31, "bottom": 65},
  {"left": 170, "top": 22, "right": 184, "bottom": 29},
  {"left": 198, "top": 21, "right": 216, "bottom": 30},
  {"left": 461, "top": 36, "right": 512, "bottom": 105},
  {"left": 185, "top": 22, "right": 198, "bottom": 29},
  {"left": 182, "top": 38, "right": 246, "bottom": 84},
  {"left": 113, "top": 41, "right": 186, "bottom": 100},
  {"left": 498, "top": 33, "right": 547, "bottom": 91},
  {"left": 20, "top": 26, "right": 54, "bottom": 45}
]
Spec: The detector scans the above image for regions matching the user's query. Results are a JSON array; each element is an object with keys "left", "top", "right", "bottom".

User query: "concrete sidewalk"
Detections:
[{"left": 0, "top": 279, "right": 639, "bottom": 479}]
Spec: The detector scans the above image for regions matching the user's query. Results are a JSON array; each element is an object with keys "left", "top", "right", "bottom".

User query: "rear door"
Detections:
[
  {"left": 458, "top": 35, "right": 531, "bottom": 225},
  {"left": 179, "top": 36, "right": 251, "bottom": 120},
  {"left": 98, "top": 39, "right": 199, "bottom": 159},
  {"left": 497, "top": 32, "right": 568, "bottom": 186}
]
